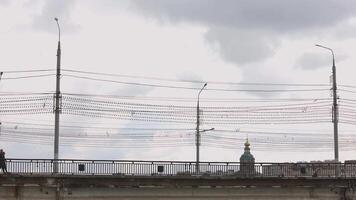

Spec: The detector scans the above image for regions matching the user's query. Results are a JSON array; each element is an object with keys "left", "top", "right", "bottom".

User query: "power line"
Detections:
[
  {"left": 1, "top": 120, "right": 195, "bottom": 131},
  {"left": 339, "top": 89, "right": 356, "bottom": 94},
  {"left": 339, "top": 84, "right": 356, "bottom": 89},
  {"left": 62, "top": 68, "right": 331, "bottom": 87},
  {"left": 63, "top": 74, "right": 330, "bottom": 92},
  {"left": 0, "top": 92, "right": 53, "bottom": 95},
  {"left": 63, "top": 92, "right": 332, "bottom": 103},
  {"left": 0, "top": 69, "right": 55, "bottom": 73},
  {"left": 0, "top": 93, "right": 334, "bottom": 124},
  {"left": 1, "top": 74, "right": 55, "bottom": 80},
  {"left": 0, "top": 92, "right": 333, "bottom": 103},
  {"left": 1, "top": 129, "right": 355, "bottom": 151},
  {"left": 1, "top": 68, "right": 353, "bottom": 89}
]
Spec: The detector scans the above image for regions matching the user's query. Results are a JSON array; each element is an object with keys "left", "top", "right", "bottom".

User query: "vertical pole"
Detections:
[
  {"left": 315, "top": 44, "right": 339, "bottom": 163},
  {"left": 196, "top": 99, "right": 200, "bottom": 173},
  {"left": 54, "top": 18, "right": 61, "bottom": 173},
  {"left": 196, "top": 83, "right": 207, "bottom": 174},
  {"left": 332, "top": 55, "right": 339, "bottom": 162}
]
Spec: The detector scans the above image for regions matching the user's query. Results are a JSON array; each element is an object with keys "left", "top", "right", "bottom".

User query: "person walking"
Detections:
[{"left": 0, "top": 149, "right": 8, "bottom": 174}]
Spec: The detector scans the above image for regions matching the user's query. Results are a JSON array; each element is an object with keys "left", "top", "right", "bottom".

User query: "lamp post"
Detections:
[
  {"left": 196, "top": 83, "right": 207, "bottom": 173},
  {"left": 315, "top": 44, "right": 339, "bottom": 163},
  {"left": 54, "top": 18, "right": 62, "bottom": 173}
]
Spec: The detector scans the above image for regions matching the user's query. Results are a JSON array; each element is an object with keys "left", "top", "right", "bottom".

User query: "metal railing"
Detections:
[{"left": 2, "top": 159, "right": 356, "bottom": 178}]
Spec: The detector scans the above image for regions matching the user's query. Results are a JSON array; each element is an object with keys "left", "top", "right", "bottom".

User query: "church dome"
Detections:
[{"left": 240, "top": 139, "right": 255, "bottom": 163}]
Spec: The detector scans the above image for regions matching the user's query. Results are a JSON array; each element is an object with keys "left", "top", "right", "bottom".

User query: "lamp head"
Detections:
[{"left": 54, "top": 17, "right": 58, "bottom": 21}]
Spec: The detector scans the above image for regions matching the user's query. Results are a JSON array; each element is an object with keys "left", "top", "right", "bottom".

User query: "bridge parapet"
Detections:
[{"left": 2, "top": 159, "right": 356, "bottom": 178}]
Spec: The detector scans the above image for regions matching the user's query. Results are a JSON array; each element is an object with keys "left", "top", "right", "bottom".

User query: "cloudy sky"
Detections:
[{"left": 1, "top": 0, "right": 356, "bottom": 163}]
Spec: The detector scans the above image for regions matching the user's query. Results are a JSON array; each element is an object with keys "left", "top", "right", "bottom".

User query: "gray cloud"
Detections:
[
  {"left": 331, "top": 21, "right": 356, "bottom": 40},
  {"left": 176, "top": 72, "right": 204, "bottom": 88},
  {"left": 236, "top": 65, "right": 290, "bottom": 98},
  {"left": 295, "top": 53, "right": 331, "bottom": 70},
  {"left": 131, "top": 0, "right": 356, "bottom": 32},
  {"left": 115, "top": 85, "right": 152, "bottom": 97},
  {"left": 295, "top": 52, "right": 348, "bottom": 70},
  {"left": 0, "top": 0, "right": 9, "bottom": 6},
  {"left": 131, "top": 0, "right": 356, "bottom": 67},
  {"left": 176, "top": 72, "right": 201, "bottom": 82},
  {"left": 205, "top": 26, "right": 279, "bottom": 65},
  {"left": 130, "top": 0, "right": 356, "bottom": 99},
  {"left": 31, "top": 0, "right": 80, "bottom": 33}
]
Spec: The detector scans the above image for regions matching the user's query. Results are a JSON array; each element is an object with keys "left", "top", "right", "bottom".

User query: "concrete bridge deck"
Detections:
[{"left": 1, "top": 173, "right": 356, "bottom": 200}]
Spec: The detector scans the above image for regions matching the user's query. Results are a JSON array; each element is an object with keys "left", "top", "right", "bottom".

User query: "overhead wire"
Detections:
[
  {"left": 0, "top": 93, "right": 334, "bottom": 124},
  {"left": 0, "top": 74, "right": 55, "bottom": 80},
  {"left": 62, "top": 68, "right": 331, "bottom": 87},
  {"left": 63, "top": 74, "right": 330, "bottom": 92},
  {"left": 1, "top": 128, "right": 355, "bottom": 151},
  {"left": 2, "top": 68, "right": 354, "bottom": 89},
  {"left": 1, "top": 68, "right": 356, "bottom": 151},
  {"left": 0, "top": 69, "right": 55, "bottom": 73},
  {"left": 62, "top": 92, "right": 332, "bottom": 103}
]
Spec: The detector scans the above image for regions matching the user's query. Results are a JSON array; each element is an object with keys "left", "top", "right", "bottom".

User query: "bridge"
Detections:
[{"left": 1, "top": 159, "right": 356, "bottom": 199}]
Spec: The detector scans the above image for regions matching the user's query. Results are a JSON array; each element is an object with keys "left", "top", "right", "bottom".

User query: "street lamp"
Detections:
[
  {"left": 196, "top": 83, "right": 207, "bottom": 173},
  {"left": 315, "top": 44, "right": 339, "bottom": 162},
  {"left": 54, "top": 18, "right": 62, "bottom": 173}
]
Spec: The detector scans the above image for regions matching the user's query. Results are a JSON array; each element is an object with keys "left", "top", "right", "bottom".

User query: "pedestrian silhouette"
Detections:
[{"left": 0, "top": 149, "right": 8, "bottom": 174}]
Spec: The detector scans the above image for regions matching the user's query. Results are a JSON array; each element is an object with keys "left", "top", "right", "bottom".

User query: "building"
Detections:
[{"left": 237, "top": 139, "right": 257, "bottom": 176}]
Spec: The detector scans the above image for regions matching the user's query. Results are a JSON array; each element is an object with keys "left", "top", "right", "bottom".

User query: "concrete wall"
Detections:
[{"left": 0, "top": 186, "right": 354, "bottom": 200}]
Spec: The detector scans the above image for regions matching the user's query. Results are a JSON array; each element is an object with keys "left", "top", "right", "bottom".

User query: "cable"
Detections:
[
  {"left": 63, "top": 74, "right": 330, "bottom": 92},
  {"left": 0, "top": 69, "right": 55, "bottom": 73},
  {"left": 339, "top": 84, "right": 356, "bottom": 89},
  {"left": 339, "top": 89, "right": 356, "bottom": 94},
  {"left": 1, "top": 74, "right": 55, "bottom": 80},
  {"left": 63, "top": 92, "right": 332, "bottom": 103},
  {"left": 62, "top": 68, "right": 331, "bottom": 87},
  {"left": 63, "top": 94, "right": 332, "bottom": 110},
  {"left": 0, "top": 92, "right": 54, "bottom": 95}
]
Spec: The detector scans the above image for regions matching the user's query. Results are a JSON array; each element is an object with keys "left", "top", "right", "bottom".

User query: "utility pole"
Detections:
[
  {"left": 315, "top": 44, "right": 339, "bottom": 162},
  {"left": 196, "top": 83, "right": 207, "bottom": 174},
  {"left": 54, "top": 18, "right": 61, "bottom": 173}
]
